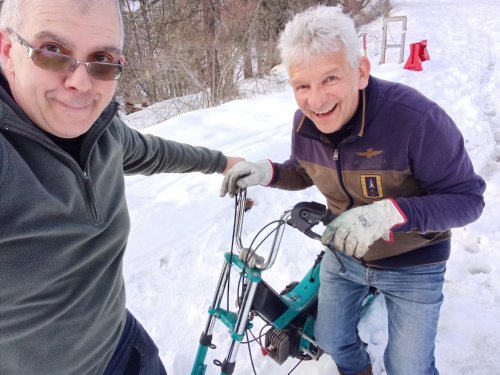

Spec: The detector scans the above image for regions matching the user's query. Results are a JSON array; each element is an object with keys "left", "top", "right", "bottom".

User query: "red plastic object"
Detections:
[
  {"left": 418, "top": 40, "right": 430, "bottom": 61},
  {"left": 404, "top": 40, "right": 430, "bottom": 71}
]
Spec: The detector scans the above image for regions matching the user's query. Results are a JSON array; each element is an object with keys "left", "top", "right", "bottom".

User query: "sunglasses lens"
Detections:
[
  {"left": 10, "top": 28, "right": 123, "bottom": 81},
  {"left": 33, "top": 50, "right": 73, "bottom": 72},
  {"left": 32, "top": 49, "right": 122, "bottom": 81},
  {"left": 88, "top": 63, "right": 122, "bottom": 81}
]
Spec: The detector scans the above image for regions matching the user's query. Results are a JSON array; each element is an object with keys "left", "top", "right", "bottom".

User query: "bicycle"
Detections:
[{"left": 191, "top": 189, "right": 378, "bottom": 374}]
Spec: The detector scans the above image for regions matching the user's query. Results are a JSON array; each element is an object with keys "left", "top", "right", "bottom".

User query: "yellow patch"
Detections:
[{"left": 361, "top": 175, "right": 383, "bottom": 199}]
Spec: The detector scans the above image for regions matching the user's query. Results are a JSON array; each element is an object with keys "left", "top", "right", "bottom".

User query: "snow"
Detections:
[{"left": 122, "top": 0, "right": 500, "bottom": 374}]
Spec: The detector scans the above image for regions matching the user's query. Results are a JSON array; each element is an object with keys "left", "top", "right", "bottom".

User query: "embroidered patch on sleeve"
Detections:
[{"left": 361, "top": 175, "right": 383, "bottom": 198}]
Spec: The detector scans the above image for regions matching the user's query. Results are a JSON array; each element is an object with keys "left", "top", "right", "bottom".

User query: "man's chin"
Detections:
[
  {"left": 47, "top": 121, "right": 94, "bottom": 138},
  {"left": 312, "top": 120, "right": 343, "bottom": 134}
]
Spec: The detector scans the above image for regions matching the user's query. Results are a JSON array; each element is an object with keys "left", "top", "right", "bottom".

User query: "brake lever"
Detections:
[
  {"left": 287, "top": 201, "right": 326, "bottom": 239},
  {"left": 287, "top": 202, "right": 346, "bottom": 274}
]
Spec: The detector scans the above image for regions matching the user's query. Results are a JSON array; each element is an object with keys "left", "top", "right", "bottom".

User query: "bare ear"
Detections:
[
  {"left": 357, "top": 56, "right": 371, "bottom": 90},
  {"left": 0, "top": 30, "right": 15, "bottom": 76}
]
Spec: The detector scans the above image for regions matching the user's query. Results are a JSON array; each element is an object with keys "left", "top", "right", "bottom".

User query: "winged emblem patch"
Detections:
[{"left": 356, "top": 148, "right": 383, "bottom": 159}]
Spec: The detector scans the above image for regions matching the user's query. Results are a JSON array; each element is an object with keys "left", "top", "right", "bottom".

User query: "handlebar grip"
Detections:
[{"left": 321, "top": 210, "right": 337, "bottom": 225}]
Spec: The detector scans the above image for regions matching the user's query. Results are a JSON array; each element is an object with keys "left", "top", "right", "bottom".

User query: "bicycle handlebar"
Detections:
[{"left": 233, "top": 189, "right": 338, "bottom": 271}]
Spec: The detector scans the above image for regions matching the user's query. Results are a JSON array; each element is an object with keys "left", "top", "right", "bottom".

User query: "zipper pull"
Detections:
[{"left": 333, "top": 149, "right": 339, "bottom": 160}]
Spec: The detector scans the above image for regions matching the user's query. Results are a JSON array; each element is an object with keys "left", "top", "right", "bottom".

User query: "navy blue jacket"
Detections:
[{"left": 272, "top": 76, "right": 485, "bottom": 267}]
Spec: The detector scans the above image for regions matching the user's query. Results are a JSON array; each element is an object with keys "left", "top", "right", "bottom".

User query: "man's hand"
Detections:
[
  {"left": 321, "top": 199, "right": 406, "bottom": 258},
  {"left": 220, "top": 160, "right": 273, "bottom": 197}
]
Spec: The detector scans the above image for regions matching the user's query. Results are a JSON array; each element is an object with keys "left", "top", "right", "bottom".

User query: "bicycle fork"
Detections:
[{"left": 191, "top": 253, "right": 261, "bottom": 375}]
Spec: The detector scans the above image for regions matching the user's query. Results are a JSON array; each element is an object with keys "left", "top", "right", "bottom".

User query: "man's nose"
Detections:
[
  {"left": 64, "top": 63, "right": 93, "bottom": 92},
  {"left": 308, "top": 85, "right": 327, "bottom": 110}
]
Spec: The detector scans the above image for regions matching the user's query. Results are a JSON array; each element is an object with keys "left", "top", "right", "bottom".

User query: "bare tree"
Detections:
[{"left": 117, "top": 0, "right": 391, "bottom": 116}]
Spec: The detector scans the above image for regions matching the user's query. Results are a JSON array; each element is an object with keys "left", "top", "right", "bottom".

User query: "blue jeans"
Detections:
[
  {"left": 104, "top": 310, "right": 167, "bottom": 375},
  {"left": 314, "top": 250, "right": 445, "bottom": 375}
]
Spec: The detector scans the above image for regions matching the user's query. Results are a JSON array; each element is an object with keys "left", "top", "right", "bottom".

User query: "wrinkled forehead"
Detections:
[{"left": 21, "top": 0, "right": 122, "bottom": 50}]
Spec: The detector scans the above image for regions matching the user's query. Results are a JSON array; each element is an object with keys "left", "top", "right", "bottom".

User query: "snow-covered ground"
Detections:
[{"left": 122, "top": 0, "right": 500, "bottom": 373}]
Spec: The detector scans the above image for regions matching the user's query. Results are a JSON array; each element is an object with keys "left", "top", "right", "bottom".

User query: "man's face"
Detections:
[
  {"left": 0, "top": 0, "right": 124, "bottom": 138},
  {"left": 289, "top": 51, "right": 370, "bottom": 134}
]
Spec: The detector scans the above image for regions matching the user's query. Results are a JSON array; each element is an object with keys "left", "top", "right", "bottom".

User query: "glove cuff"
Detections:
[
  {"left": 256, "top": 159, "right": 274, "bottom": 186},
  {"left": 385, "top": 198, "right": 407, "bottom": 228},
  {"left": 373, "top": 199, "right": 407, "bottom": 243}
]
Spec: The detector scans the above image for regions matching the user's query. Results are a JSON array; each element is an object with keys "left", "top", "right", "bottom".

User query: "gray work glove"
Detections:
[
  {"left": 321, "top": 199, "right": 406, "bottom": 258},
  {"left": 220, "top": 160, "right": 273, "bottom": 198}
]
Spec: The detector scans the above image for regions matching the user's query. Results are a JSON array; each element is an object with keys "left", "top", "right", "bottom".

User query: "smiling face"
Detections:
[
  {"left": 0, "top": 0, "right": 124, "bottom": 138},
  {"left": 289, "top": 50, "right": 370, "bottom": 134}
]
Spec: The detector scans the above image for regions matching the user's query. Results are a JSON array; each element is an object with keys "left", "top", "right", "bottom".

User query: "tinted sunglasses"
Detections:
[{"left": 7, "top": 28, "right": 123, "bottom": 81}]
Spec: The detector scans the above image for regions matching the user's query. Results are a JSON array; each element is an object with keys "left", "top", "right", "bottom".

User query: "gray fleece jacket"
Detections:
[{"left": 0, "top": 76, "right": 227, "bottom": 375}]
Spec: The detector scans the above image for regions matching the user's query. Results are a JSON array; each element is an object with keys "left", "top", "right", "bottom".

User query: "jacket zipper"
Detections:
[
  {"left": 333, "top": 148, "right": 339, "bottom": 161},
  {"left": 333, "top": 146, "right": 354, "bottom": 210},
  {"left": 82, "top": 170, "right": 101, "bottom": 224}
]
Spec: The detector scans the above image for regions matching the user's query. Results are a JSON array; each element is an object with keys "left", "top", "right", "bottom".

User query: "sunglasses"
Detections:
[{"left": 7, "top": 28, "right": 123, "bottom": 81}]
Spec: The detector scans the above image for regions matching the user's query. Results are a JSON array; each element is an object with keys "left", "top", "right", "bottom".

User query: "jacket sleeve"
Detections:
[
  {"left": 394, "top": 104, "right": 486, "bottom": 233},
  {"left": 271, "top": 157, "right": 314, "bottom": 190},
  {"left": 115, "top": 119, "right": 227, "bottom": 176}
]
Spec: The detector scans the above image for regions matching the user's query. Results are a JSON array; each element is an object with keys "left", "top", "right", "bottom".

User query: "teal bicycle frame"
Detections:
[{"left": 191, "top": 190, "right": 377, "bottom": 374}]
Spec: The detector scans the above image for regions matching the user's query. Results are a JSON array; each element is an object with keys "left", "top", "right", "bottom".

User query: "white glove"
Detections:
[
  {"left": 321, "top": 199, "right": 406, "bottom": 258},
  {"left": 220, "top": 160, "right": 273, "bottom": 198}
]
